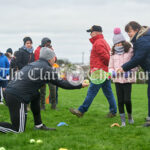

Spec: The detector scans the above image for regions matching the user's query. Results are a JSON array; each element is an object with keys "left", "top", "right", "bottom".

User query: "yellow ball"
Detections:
[
  {"left": 84, "top": 80, "right": 89, "bottom": 84},
  {"left": 36, "top": 139, "right": 43, "bottom": 144}
]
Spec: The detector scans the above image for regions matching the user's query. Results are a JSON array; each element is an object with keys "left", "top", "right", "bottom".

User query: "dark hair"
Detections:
[
  {"left": 125, "top": 21, "right": 142, "bottom": 32},
  {"left": 6, "top": 48, "right": 13, "bottom": 55},
  {"left": 23, "top": 37, "right": 33, "bottom": 45},
  {"left": 41, "top": 37, "right": 51, "bottom": 47},
  {"left": 111, "top": 41, "right": 132, "bottom": 55}
]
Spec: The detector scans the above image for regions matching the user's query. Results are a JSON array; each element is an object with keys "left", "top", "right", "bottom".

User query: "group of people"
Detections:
[
  {"left": 0, "top": 37, "right": 59, "bottom": 110},
  {"left": 70, "top": 21, "right": 150, "bottom": 128},
  {"left": 0, "top": 20, "right": 150, "bottom": 134}
]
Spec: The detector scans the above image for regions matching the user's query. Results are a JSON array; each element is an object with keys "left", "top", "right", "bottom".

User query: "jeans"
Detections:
[{"left": 78, "top": 80, "right": 117, "bottom": 114}]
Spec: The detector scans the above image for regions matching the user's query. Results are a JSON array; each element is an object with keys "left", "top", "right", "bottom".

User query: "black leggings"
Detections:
[
  {"left": 115, "top": 83, "right": 132, "bottom": 114},
  {"left": 0, "top": 92, "right": 42, "bottom": 133}
]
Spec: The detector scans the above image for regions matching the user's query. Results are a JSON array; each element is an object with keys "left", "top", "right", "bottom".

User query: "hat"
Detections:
[
  {"left": 41, "top": 37, "right": 51, "bottom": 47},
  {"left": 113, "top": 28, "right": 126, "bottom": 44},
  {"left": 23, "top": 37, "right": 33, "bottom": 45},
  {"left": 40, "top": 47, "right": 56, "bottom": 61},
  {"left": 6, "top": 48, "right": 13, "bottom": 55},
  {"left": 87, "top": 25, "right": 103, "bottom": 33}
]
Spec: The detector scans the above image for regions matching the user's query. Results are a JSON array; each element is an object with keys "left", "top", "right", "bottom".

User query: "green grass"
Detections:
[{"left": 0, "top": 84, "right": 150, "bottom": 150}]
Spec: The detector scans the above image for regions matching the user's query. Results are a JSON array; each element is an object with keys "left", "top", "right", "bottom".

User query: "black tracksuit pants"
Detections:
[
  {"left": 0, "top": 92, "right": 42, "bottom": 133},
  {"left": 115, "top": 83, "right": 132, "bottom": 114}
]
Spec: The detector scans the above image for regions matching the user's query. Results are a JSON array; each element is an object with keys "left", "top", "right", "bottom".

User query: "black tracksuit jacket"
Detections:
[{"left": 5, "top": 58, "right": 82, "bottom": 103}]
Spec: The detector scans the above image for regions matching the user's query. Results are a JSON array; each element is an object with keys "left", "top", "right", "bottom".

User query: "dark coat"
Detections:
[
  {"left": 16, "top": 47, "right": 34, "bottom": 70},
  {"left": 5, "top": 58, "right": 82, "bottom": 104},
  {"left": 122, "top": 27, "right": 150, "bottom": 72}
]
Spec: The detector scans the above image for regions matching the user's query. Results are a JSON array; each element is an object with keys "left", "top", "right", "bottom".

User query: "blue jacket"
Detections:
[
  {"left": 122, "top": 27, "right": 150, "bottom": 72},
  {"left": 0, "top": 53, "right": 10, "bottom": 80}
]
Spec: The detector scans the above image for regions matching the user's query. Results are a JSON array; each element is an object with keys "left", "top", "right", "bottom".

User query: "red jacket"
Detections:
[
  {"left": 34, "top": 46, "right": 57, "bottom": 62},
  {"left": 90, "top": 34, "right": 110, "bottom": 72},
  {"left": 34, "top": 46, "right": 41, "bottom": 61}
]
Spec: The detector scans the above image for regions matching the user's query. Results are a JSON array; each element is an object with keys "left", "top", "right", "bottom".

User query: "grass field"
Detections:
[{"left": 0, "top": 84, "right": 150, "bottom": 150}]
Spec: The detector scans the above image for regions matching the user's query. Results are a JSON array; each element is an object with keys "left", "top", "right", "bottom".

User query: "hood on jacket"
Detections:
[
  {"left": 136, "top": 26, "right": 149, "bottom": 40},
  {"left": 131, "top": 26, "right": 149, "bottom": 42}
]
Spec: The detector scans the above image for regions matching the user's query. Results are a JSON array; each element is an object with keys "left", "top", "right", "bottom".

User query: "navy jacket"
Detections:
[
  {"left": 122, "top": 27, "right": 150, "bottom": 72},
  {"left": 0, "top": 53, "right": 10, "bottom": 80},
  {"left": 5, "top": 58, "right": 82, "bottom": 103}
]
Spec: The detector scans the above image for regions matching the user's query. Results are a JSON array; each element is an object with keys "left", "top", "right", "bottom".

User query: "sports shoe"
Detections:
[
  {"left": 106, "top": 112, "right": 117, "bottom": 118},
  {"left": 34, "top": 124, "right": 56, "bottom": 131},
  {"left": 143, "top": 121, "right": 150, "bottom": 127},
  {"left": 128, "top": 119, "right": 134, "bottom": 124},
  {"left": 51, "top": 104, "right": 57, "bottom": 110},
  {"left": 69, "top": 108, "right": 83, "bottom": 117},
  {"left": 0, "top": 102, "right": 4, "bottom": 105},
  {"left": 121, "top": 122, "right": 126, "bottom": 127},
  {"left": 145, "top": 117, "right": 150, "bottom": 122}
]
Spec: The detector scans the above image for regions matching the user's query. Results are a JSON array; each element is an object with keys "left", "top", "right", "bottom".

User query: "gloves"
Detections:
[
  {"left": 124, "top": 71, "right": 131, "bottom": 78},
  {"left": 112, "top": 71, "right": 117, "bottom": 78}
]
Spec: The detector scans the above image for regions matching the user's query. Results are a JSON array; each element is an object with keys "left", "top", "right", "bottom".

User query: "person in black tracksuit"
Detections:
[
  {"left": 0, "top": 47, "right": 88, "bottom": 133},
  {"left": 16, "top": 37, "right": 34, "bottom": 70}
]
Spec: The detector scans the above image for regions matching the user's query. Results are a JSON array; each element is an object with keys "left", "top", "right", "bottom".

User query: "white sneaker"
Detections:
[
  {"left": 146, "top": 117, "right": 150, "bottom": 121},
  {"left": 121, "top": 122, "right": 126, "bottom": 127},
  {"left": 0, "top": 102, "right": 4, "bottom": 105},
  {"left": 128, "top": 119, "right": 134, "bottom": 124}
]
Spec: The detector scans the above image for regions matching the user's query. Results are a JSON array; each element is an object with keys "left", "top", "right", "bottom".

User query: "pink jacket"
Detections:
[{"left": 109, "top": 48, "right": 137, "bottom": 83}]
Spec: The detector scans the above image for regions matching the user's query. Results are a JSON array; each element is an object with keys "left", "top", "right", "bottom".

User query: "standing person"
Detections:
[
  {"left": 5, "top": 48, "right": 13, "bottom": 63},
  {"left": 10, "top": 51, "right": 19, "bottom": 81},
  {"left": 70, "top": 25, "right": 117, "bottom": 117},
  {"left": 34, "top": 38, "right": 58, "bottom": 110},
  {"left": 0, "top": 47, "right": 89, "bottom": 133},
  {"left": 16, "top": 37, "right": 34, "bottom": 70},
  {"left": 0, "top": 51, "right": 10, "bottom": 104},
  {"left": 5, "top": 48, "right": 13, "bottom": 86},
  {"left": 118, "top": 21, "right": 150, "bottom": 127},
  {"left": 109, "top": 28, "right": 137, "bottom": 127},
  {"left": 15, "top": 37, "right": 34, "bottom": 110}
]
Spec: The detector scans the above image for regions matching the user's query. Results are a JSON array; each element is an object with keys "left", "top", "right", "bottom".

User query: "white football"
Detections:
[
  {"left": 0, "top": 147, "right": 6, "bottom": 150},
  {"left": 29, "top": 139, "right": 35, "bottom": 144}
]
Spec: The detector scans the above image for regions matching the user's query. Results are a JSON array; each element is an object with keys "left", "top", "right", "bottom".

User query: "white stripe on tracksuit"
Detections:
[
  {"left": 0, "top": 87, "right": 3, "bottom": 102},
  {"left": 0, "top": 103, "right": 25, "bottom": 133}
]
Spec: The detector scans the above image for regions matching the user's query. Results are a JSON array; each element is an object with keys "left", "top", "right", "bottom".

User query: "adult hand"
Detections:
[
  {"left": 82, "top": 80, "right": 90, "bottom": 88},
  {"left": 117, "top": 67, "right": 124, "bottom": 73}
]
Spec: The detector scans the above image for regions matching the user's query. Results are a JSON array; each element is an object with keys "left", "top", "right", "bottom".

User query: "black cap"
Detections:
[
  {"left": 87, "top": 25, "right": 103, "bottom": 33},
  {"left": 6, "top": 48, "right": 13, "bottom": 55},
  {"left": 41, "top": 37, "right": 51, "bottom": 47}
]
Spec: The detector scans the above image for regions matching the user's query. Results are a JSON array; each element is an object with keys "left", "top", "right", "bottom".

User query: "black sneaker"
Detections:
[{"left": 34, "top": 124, "right": 56, "bottom": 131}]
